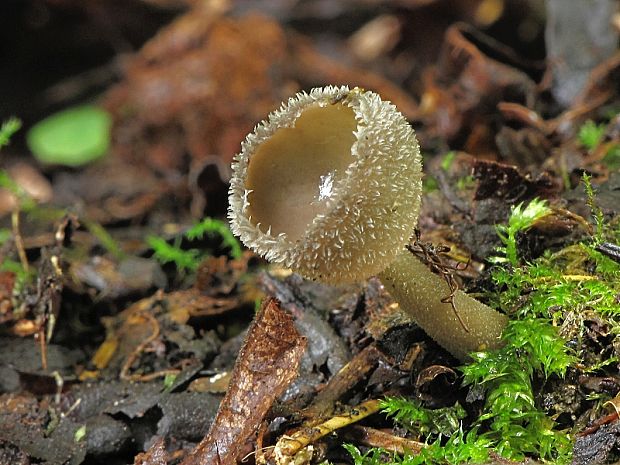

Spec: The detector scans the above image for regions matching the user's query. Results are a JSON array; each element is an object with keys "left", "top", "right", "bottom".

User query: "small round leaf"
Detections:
[{"left": 27, "top": 105, "right": 111, "bottom": 166}]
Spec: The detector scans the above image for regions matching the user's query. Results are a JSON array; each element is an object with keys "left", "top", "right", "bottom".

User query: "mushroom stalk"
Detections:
[{"left": 379, "top": 252, "right": 508, "bottom": 360}]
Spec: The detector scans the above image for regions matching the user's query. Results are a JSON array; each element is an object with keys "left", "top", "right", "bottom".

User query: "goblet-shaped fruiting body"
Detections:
[{"left": 228, "top": 86, "right": 507, "bottom": 360}]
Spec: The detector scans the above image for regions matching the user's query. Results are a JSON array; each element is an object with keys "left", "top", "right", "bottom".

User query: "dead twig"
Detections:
[{"left": 273, "top": 399, "right": 382, "bottom": 465}]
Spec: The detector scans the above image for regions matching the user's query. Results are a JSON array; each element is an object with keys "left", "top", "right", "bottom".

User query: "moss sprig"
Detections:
[
  {"left": 461, "top": 319, "right": 575, "bottom": 462},
  {"left": 489, "top": 198, "right": 551, "bottom": 267},
  {"left": 147, "top": 235, "right": 202, "bottom": 272},
  {"left": 490, "top": 243, "right": 620, "bottom": 323},
  {"left": 578, "top": 120, "right": 606, "bottom": 150},
  {"left": 379, "top": 397, "right": 466, "bottom": 438},
  {"left": 582, "top": 173, "right": 607, "bottom": 244},
  {"left": 186, "top": 217, "right": 242, "bottom": 259},
  {"left": 0, "top": 117, "right": 21, "bottom": 148},
  {"left": 148, "top": 217, "right": 242, "bottom": 273},
  {"left": 344, "top": 430, "right": 492, "bottom": 465}
]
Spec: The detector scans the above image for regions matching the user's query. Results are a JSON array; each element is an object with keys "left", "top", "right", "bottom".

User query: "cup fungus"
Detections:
[{"left": 228, "top": 86, "right": 508, "bottom": 360}]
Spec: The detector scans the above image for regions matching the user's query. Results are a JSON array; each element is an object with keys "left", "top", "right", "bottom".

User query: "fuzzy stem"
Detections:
[{"left": 379, "top": 251, "right": 508, "bottom": 360}]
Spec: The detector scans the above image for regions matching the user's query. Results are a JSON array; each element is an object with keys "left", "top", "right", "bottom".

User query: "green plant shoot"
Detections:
[
  {"left": 148, "top": 217, "right": 242, "bottom": 273},
  {"left": 578, "top": 120, "right": 605, "bottom": 150},
  {"left": 186, "top": 217, "right": 242, "bottom": 259},
  {"left": 582, "top": 173, "right": 605, "bottom": 244},
  {"left": 490, "top": 198, "right": 550, "bottom": 266},
  {"left": 147, "top": 235, "right": 201, "bottom": 272},
  {"left": 0, "top": 117, "right": 22, "bottom": 148}
]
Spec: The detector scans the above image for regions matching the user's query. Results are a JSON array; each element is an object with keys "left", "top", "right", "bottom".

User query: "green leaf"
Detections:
[{"left": 27, "top": 105, "right": 111, "bottom": 166}]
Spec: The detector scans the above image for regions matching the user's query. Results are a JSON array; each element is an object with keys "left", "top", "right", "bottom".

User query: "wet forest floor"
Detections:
[{"left": 2, "top": 1, "right": 620, "bottom": 464}]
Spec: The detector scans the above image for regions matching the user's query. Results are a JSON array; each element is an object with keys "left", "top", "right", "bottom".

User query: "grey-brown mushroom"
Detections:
[{"left": 228, "top": 86, "right": 507, "bottom": 360}]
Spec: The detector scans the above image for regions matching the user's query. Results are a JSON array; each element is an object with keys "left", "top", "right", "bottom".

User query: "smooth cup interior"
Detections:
[{"left": 245, "top": 103, "right": 357, "bottom": 241}]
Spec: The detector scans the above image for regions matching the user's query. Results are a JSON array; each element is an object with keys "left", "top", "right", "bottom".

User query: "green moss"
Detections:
[
  {"left": 576, "top": 117, "right": 620, "bottom": 169},
  {"left": 344, "top": 313, "right": 575, "bottom": 464},
  {"left": 0, "top": 117, "right": 21, "bottom": 149},
  {"left": 345, "top": 189, "right": 620, "bottom": 463},
  {"left": 147, "top": 235, "right": 202, "bottom": 272},
  {"left": 148, "top": 217, "right": 242, "bottom": 272},
  {"left": 578, "top": 120, "right": 605, "bottom": 150},
  {"left": 602, "top": 144, "right": 620, "bottom": 170},
  {"left": 489, "top": 198, "right": 551, "bottom": 266},
  {"left": 422, "top": 175, "right": 439, "bottom": 193},
  {"left": 440, "top": 151, "right": 457, "bottom": 171},
  {"left": 583, "top": 173, "right": 606, "bottom": 243},
  {"left": 380, "top": 397, "right": 466, "bottom": 437},
  {"left": 186, "top": 217, "right": 242, "bottom": 259},
  {"left": 461, "top": 319, "right": 575, "bottom": 463},
  {"left": 344, "top": 430, "right": 492, "bottom": 465},
  {"left": 82, "top": 219, "right": 125, "bottom": 260},
  {"left": 0, "top": 257, "right": 35, "bottom": 291},
  {"left": 455, "top": 175, "right": 475, "bottom": 191}
]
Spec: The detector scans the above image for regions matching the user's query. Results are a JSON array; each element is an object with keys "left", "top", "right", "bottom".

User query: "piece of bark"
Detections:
[
  {"left": 258, "top": 272, "right": 351, "bottom": 378},
  {"left": 179, "top": 298, "right": 306, "bottom": 465},
  {"left": 134, "top": 437, "right": 167, "bottom": 465}
]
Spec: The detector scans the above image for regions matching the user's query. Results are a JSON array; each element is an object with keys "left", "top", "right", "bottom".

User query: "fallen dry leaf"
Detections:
[
  {"left": 105, "top": 11, "right": 292, "bottom": 172},
  {"left": 420, "top": 22, "right": 538, "bottom": 154},
  {"left": 473, "top": 159, "right": 557, "bottom": 202},
  {"left": 179, "top": 298, "right": 306, "bottom": 465}
]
